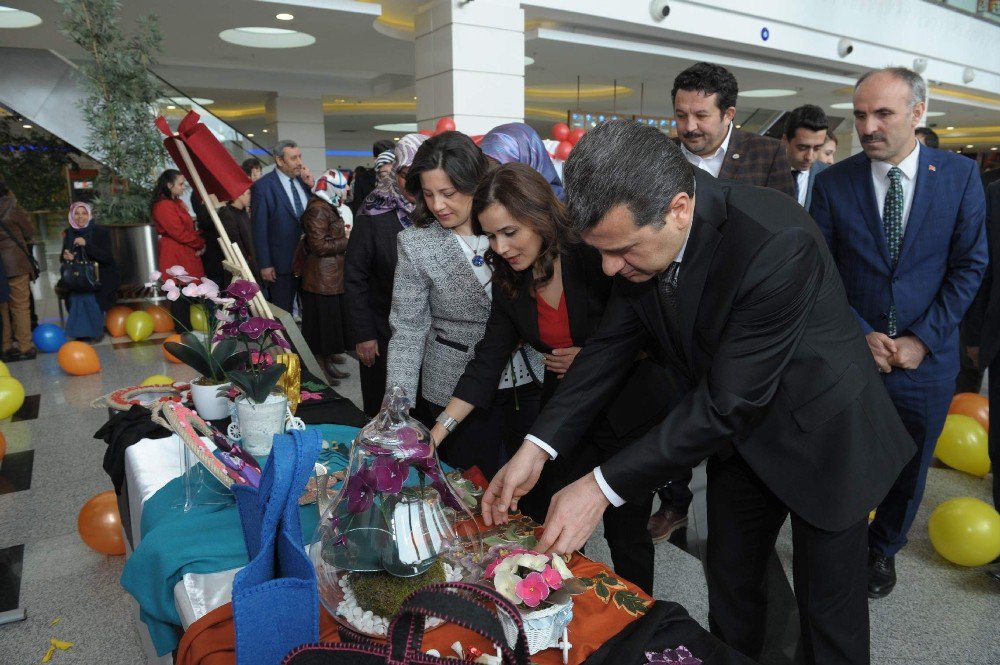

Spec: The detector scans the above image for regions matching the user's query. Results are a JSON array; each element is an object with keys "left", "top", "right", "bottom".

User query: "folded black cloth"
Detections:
[
  {"left": 96, "top": 405, "right": 172, "bottom": 495},
  {"left": 295, "top": 367, "right": 368, "bottom": 428},
  {"left": 583, "top": 600, "right": 759, "bottom": 665}
]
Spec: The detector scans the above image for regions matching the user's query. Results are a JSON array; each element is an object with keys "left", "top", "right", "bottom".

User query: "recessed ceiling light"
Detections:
[
  {"left": 740, "top": 89, "right": 797, "bottom": 98},
  {"left": 166, "top": 105, "right": 177, "bottom": 110},
  {"left": 275, "top": 13, "right": 294, "bottom": 21},
  {"left": 413, "top": 96, "right": 417, "bottom": 100},
  {"left": 830, "top": 102, "right": 854, "bottom": 110},
  {"left": 219, "top": 26, "right": 316, "bottom": 49},
  {"left": 924, "top": 111, "right": 945, "bottom": 117},
  {"left": 374, "top": 123, "right": 418, "bottom": 132},
  {"left": 0, "top": 6, "right": 42, "bottom": 29},
  {"left": 525, "top": 56, "right": 535, "bottom": 66},
  {"left": 21, "top": 124, "right": 32, "bottom": 129},
  {"left": 946, "top": 126, "right": 955, "bottom": 130},
  {"left": 966, "top": 144, "right": 974, "bottom": 148},
  {"left": 991, "top": 146, "right": 997, "bottom": 151},
  {"left": 393, "top": 137, "right": 400, "bottom": 140},
  {"left": 262, "top": 128, "right": 268, "bottom": 133},
  {"left": 247, "top": 133, "right": 254, "bottom": 137}
]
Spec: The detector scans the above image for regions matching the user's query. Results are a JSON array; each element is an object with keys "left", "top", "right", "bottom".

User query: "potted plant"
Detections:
[
  {"left": 58, "top": 0, "right": 167, "bottom": 290},
  {"left": 218, "top": 280, "right": 290, "bottom": 455},
  {"left": 149, "top": 267, "right": 236, "bottom": 419}
]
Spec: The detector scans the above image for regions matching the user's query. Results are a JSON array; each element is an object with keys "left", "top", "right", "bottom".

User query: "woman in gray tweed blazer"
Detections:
[{"left": 386, "top": 132, "right": 544, "bottom": 478}]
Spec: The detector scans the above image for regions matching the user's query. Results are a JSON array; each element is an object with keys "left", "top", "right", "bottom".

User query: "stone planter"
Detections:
[{"left": 234, "top": 393, "right": 288, "bottom": 456}]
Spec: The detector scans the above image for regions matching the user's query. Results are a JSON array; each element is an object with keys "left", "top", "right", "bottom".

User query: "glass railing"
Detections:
[{"left": 150, "top": 72, "right": 274, "bottom": 168}]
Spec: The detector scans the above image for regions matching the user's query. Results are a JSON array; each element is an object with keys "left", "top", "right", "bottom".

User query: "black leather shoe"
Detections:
[
  {"left": 323, "top": 357, "right": 350, "bottom": 380},
  {"left": 868, "top": 551, "right": 896, "bottom": 598}
]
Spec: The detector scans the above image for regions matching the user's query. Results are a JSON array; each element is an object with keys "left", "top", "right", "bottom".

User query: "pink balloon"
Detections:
[
  {"left": 555, "top": 140, "right": 573, "bottom": 161},
  {"left": 552, "top": 122, "right": 570, "bottom": 141}
]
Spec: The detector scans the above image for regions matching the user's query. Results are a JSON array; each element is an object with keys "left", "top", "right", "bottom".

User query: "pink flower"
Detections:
[
  {"left": 148, "top": 270, "right": 162, "bottom": 282},
  {"left": 197, "top": 278, "right": 220, "bottom": 299},
  {"left": 300, "top": 390, "right": 323, "bottom": 401},
  {"left": 542, "top": 565, "right": 562, "bottom": 590},
  {"left": 515, "top": 572, "right": 550, "bottom": 608},
  {"left": 181, "top": 282, "right": 201, "bottom": 298}
]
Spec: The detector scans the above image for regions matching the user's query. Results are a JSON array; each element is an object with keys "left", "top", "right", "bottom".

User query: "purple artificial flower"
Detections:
[
  {"left": 238, "top": 317, "right": 282, "bottom": 340},
  {"left": 371, "top": 456, "right": 407, "bottom": 494},
  {"left": 226, "top": 279, "right": 260, "bottom": 302},
  {"left": 271, "top": 332, "right": 291, "bottom": 350},
  {"left": 346, "top": 470, "right": 376, "bottom": 513},
  {"left": 432, "top": 477, "right": 464, "bottom": 511},
  {"left": 645, "top": 647, "right": 701, "bottom": 665}
]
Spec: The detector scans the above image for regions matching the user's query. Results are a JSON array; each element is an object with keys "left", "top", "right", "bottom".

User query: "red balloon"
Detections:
[
  {"left": 552, "top": 122, "right": 570, "bottom": 141},
  {"left": 568, "top": 128, "right": 586, "bottom": 145},
  {"left": 555, "top": 140, "right": 573, "bottom": 161},
  {"left": 78, "top": 490, "right": 125, "bottom": 556},
  {"left": 418, "top": 129, "right": 434, "bottom": 137},
  {"left": 950, "top": 393, "right": 989, "bottom": 433},
  {"left": 435, "top": 117, "right": 456, "bottom": 133},
  {"left": 471, "top": 134, "right": 485, "bottom": 146}
]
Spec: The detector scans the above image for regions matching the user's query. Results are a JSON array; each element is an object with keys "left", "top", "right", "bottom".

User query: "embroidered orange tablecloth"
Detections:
[{"left": 176, "top": 552, "right": 652, "bottom": 665}]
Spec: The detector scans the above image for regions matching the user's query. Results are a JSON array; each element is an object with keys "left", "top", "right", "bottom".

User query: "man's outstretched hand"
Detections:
[
  {"left": 481, "top": 441, "right": 549, "bottom": 526},
  {"left": 536, "top": 473, "right": 610, "bottom": 555}
]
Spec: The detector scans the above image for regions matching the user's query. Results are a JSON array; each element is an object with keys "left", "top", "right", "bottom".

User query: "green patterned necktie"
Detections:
[{"left": 883, "top": 166, "right": 904, "bottom": 336}]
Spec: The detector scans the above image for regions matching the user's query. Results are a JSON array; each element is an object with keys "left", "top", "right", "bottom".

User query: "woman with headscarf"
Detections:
[
  {"left": 61, "top": 202, "right": 120, "bottom": 341},
  {"left": 344, "top": 133, "right": 427, "bottom": 414},
  {"left": 480, "top": 122, "right": 565, "bottom": 201},
  {"left": 300, "top": 170, "right": 352, "bottom": 385}
]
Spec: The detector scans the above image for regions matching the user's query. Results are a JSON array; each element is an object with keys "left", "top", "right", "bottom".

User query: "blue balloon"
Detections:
[{"left": 33, "top": 323, "right": 67, "bottom": 353}]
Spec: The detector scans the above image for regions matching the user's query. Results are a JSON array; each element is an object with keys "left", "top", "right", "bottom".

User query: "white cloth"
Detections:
[
  {"left": 338, "top": 204, "right": 354, "bottom": 235},
  {"left": 871, "top": 141, "right": 920, "bottom": 232},
  {"left": 277, "top": 169, "right": 305, "bottom": 214},
  {"left": 794, "top": 169, "right": 809, "bottom": 207},
  {"left": 680, "top": 122, "right": 733, "bottom": 178},
  {"left": 453, "top": 234, "right": 533, "bottom": 389}
]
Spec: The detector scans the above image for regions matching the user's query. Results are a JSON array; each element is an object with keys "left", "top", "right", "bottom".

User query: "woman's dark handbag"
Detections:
[
  {"left": 60, "top": 248, "right": 101, "bottom": 292},
  {"left": 282, "top": 582, "right": 531, "bottom": 665}
]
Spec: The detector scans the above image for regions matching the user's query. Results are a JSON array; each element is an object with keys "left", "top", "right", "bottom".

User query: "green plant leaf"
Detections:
[
  {"left": 163, "top": 341, "right": 211, "bottom": 376},
  {"left": 227, "top": 371, "right": 255, "bottom": 398},
  {"left": 221, "top": 351, "right": 250, "bottom": 372},
  {"left": 251, "top": 363, "right": 287, "bottom": 403}
]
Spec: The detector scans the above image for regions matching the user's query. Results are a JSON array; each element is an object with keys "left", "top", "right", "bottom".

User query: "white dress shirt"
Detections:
[
  {"left": 680, "top": 122, "right": 734, "bottom": 178},
  {"left": 277, "top": 169, "right": 305, "bottom": 214},
  {"left": 525, "top": 227, "right": 694, "bottom": 508},
  {"left": 871, "top": 141, "right": 920, "bottom": 232},
  {"left": 794, "top": 169, "right": 809, "bottom": 207}
]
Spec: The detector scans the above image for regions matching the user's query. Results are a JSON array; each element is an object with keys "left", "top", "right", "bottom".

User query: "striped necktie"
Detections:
[{"left": 883, "top": 166, "right": 904, "bottom": 336}]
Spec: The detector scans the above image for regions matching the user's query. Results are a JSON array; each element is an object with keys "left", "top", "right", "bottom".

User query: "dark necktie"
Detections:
[
  {"left": 290, "top": 180, "right": 303, "bottom": 217},
  {"left": 791, "top": 170, "right": 800, "bottom": 201},
  {"left": 883, "top": 166, "right": 904, "bottom": 335},
  {"left": 658, "top": 261, "right": 682, "bottom": 354}
]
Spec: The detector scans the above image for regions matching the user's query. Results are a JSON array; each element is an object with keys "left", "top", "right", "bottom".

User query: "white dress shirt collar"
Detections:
[
  {"left": 871, "top": 140, "right": 920, "bottom": 184},
  {"left": 870, "top": 140, "right": 920, "bottom": 231},
  {"left": 680, "top": 122, "right": 734, "bottom": 178}
]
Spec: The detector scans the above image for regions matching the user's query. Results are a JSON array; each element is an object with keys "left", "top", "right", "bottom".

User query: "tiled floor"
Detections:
[{"left": 0, "top": 240, "right": 996, "bottom": 664}]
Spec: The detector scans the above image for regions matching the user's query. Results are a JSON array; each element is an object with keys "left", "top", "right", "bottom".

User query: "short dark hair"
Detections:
[
  {"left": 563, "top": 120, "right": 694, "bottom": 233},
  {"left": 241, "top": 157, "right": 262, "bottom": 176},
  {"left": 405, "top": 131, "right": 491, "bottom": 228},
  {"left": 272, "top": 140, "right": 297, "bottom": 159},
  {"left": 783, "top": 105, "right": 829, "bottom": 141},
  {"left": 472, "top": 162, "right": 576, "bottom": 299},
  {"left": 915, "top": 127, "right": 939, "bottom": 149},
  {"left": 372, "top": 139, "right": 395, "bottom": 158},
  {"left": 671, "top": 62, "right": 739, "bottom": 114}
]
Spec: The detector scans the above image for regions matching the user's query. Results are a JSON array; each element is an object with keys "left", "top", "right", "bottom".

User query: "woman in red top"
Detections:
[
  {"left": 428, "top": 163, "right": 674, "bottom": 594},
  {"left": 151, "top": 169, "right": 205, "bottom": 329}
]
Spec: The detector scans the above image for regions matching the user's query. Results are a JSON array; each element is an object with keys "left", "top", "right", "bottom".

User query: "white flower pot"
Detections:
[
  {"left": 190, "top": 379, "right": 231, "bottom": 421},
  {"left": 235, "top": 393, "right": 288, "bottom": 456}
]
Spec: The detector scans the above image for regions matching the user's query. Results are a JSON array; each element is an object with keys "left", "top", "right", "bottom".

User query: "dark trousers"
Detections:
[
  {"left": 358, "top": 337, "right": 389, "bottom": 416},
  {"left": 706, "top": 454, "right": 870, "bottom": 665},
  {"left": 869, "top": 372, "right": 953, "bottom": 556},
  {"left": 990, "top": 365, "right": 999, "bottom": 511},
  {"left": 267, "top": 273, "right": 297, "bottom": 314},
  {"left": 955, "top": 324, "right": 984, "bottom": 394},
  {"left": 425, "top": 383, "right": 541, "bottom": 481}
]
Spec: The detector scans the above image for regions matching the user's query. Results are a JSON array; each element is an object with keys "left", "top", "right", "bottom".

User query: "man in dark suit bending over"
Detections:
[{"left": 482, "top": 120, "right": 915, "bottom": 665}]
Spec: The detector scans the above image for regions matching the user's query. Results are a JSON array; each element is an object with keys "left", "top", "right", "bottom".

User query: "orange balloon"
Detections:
[
  {"left": 0, "top": 432, "right": 5, "bottom": 460},
  {"left": 144, "top": 304, "right": 175, "bottom": 333},
  {"left": 162, "top": 333, "right": 184, "bottom": 363},
  {"left": 950, "top": 393, "right": 989, "bottom": 433},
  {"left": 105, "top": 305, "right": 134, "bottom": 338},
  {"left": 77, "top": 490, "right": 125, "bottom": 556},
  {"left": 57, "top": 341, "right": 101, "bottom": 376}
]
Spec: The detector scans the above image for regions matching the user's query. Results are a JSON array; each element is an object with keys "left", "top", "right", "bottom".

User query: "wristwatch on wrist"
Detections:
[{"left": 435, "top": 412, "right": 458, "bottom": 433}]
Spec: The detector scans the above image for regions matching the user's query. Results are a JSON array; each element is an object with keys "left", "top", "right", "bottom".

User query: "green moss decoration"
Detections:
[{"left": 349, "top": 560, "right": 445, "bottom": 619}]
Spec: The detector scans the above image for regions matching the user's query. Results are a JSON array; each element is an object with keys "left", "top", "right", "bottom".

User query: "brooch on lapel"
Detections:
[
  {"left": 732, "top": 153, "right": 740, "bottom": 160},
  {"left": 928, "top": 164, "right": 936, "bottom": 172}
]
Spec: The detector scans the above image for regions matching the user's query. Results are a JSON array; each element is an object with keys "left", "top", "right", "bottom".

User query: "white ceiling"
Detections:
[{"left": 2, "top": 0, "right": 998, "bottom": 162}]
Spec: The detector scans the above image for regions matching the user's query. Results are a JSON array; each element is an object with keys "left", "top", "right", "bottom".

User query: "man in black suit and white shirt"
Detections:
[
  {"left": 783, "top": 104, "right": 830, "bottom": 209},
  {"left": 482, "top": 120, "right": 914, "bottom": 665}
]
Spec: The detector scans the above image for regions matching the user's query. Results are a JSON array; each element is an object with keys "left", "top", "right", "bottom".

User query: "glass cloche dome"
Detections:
[{"left": 309, "top": 387, "right": 484, "bottom": 636}]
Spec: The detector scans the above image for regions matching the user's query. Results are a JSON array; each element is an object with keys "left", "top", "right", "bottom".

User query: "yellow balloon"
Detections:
[
  {"left": 935, "top": 414, "right": 990, "bottom": 476},
  {"left": 0, "top": 376, "right": 25, "bottom": 420},
  {"left": 125, "top": 310, "right": 155, "bottom": 342},
  {"left": 141, "top": 374, "right": 174, "bottom": 386},
  {"left": 0, "top": 360, "right": 9, "bottom": 377},
  {"left": 189, "top": 304, "right": 209, "bottom": 333},
  {"left": 928, "top": 497, "right": 1000, "bottom": 567}
]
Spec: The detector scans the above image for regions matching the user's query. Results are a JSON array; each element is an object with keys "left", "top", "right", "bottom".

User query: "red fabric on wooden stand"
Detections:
[{"left": 155, "top": 112, "right": 252, "bottom": 202}]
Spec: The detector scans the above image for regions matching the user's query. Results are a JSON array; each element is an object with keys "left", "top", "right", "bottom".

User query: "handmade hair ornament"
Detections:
[
  {"left": 157, "top": 402, "right": 262, "bottom": 489},
  {"left": 93, "top": 383, "right": 191, "bottom": 411}
]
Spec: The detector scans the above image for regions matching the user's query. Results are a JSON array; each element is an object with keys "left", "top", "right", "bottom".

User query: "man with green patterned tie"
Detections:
[{"left": 810, "top": 67, "right": 987, "bottom": 599}]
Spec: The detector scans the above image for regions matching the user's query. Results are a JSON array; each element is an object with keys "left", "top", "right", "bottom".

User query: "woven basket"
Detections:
[{"left": 498, "top": 597, "right": 573, "bottom": 655}]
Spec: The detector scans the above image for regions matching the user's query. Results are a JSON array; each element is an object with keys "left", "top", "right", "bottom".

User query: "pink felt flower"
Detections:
[
  {"left": 181, "top": 282, "right": 201, "bottom": 298},
  {"left": 148, "top": 270, "right": 162, "bottom": 282},
  {"left": 515, "top": 572, "right": 550, "bottom": 608},
  {"left": 542, "top": 565, "right": 562, "bottom": 590},
  {"left": 300, "top": 390, "right": 323, "bottom": 401},
  {"left": 166, "top": 265, "right": 187, "bottom": 277}
]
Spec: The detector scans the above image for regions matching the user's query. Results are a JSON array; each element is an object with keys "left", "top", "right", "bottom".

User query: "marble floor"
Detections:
[{"left": 0, "top": 242, "right": 996, "bottom": 664}]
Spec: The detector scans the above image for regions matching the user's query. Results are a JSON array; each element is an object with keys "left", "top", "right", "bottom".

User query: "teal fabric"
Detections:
[{"left": 120, "top": 424, "right": 360, "bottom": 656}]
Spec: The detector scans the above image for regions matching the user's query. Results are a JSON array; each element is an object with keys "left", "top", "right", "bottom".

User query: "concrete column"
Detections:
[
  {"left": 414, "top": 0, "right": 524, "bottom": 135},
  {"left": 264, "top": 94, "right": 326, "bottom": 174}
]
